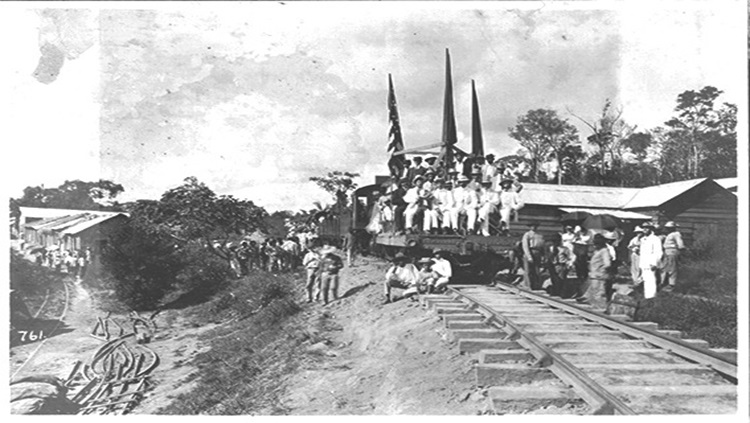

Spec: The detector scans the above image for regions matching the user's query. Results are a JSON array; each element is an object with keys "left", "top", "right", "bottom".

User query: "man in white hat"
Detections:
[
  {"left": 628, "top": 226, "right": 645, "bottom": 286},
  {"left": 498, "top": 179, "right": 523, "bottom": 235},
  {"left": 433, "top": 179, "right": 458, "bottom": 234},
  {"left": 638, "top": 223, "right": 663, "bottom": 299},
  {"left": 404, "top": 175, "right": 430, "bottom": 234},
  {"left": 661, "top": 221, "right": 684, "bottom": 291},
  {"left": 454, "top": 175, "right": 479, "bottom": 235},
  {"left": 384, "top": 252, "right": 419, "bottom": 303},
  {"left": 477, "top": 178, "right": 500, "bottom": 236}
]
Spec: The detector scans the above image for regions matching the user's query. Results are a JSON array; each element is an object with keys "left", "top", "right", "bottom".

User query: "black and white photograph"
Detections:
[{"left": 3, "top": 0, "right": 747, "bottom": 417}]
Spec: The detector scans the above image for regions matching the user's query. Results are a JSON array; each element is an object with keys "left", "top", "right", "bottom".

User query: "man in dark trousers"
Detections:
[
  {"left": 579, "top": 234, "right": 611, "bottom": 309},
  {"left": 521, "top": 221, "right": 545, "bottom": 290},
  {"left": 660, "top": 221, "right": 685, "bottom": 292},
  {"left": 319, "top": 251, "right": 344, "bottom": 305}
]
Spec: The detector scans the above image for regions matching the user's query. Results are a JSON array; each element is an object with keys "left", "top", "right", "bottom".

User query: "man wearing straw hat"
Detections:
[
  {"left": 660, "top": 221, "right": 685, "bottom": 292},
  {"left": 628, "top": 226, "right": 645, "bottom": 286},
  {"left": 638, "top": 223, "right": 663, "bottom": 299},
  {"left": 384, "top": 252, "right": 419, "bottom": 304}
]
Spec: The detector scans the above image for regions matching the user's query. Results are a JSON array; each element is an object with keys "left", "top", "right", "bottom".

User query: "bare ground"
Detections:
[{"left": 10, "top": 255, "right": 488, "bottom": 415}]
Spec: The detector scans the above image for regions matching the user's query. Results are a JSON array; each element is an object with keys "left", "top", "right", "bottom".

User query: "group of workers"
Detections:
[
  {"left": 515, "top": 220, "right": 685, "bottom": 310},
  {"left": 368, "top": 153, "right": 525, "bottom": 237},
  {"left": 301, "top": 242, "right": 344, "bottom": 305},
  {"left": 33, "top": 246, "right": 91, "bottom": 280},
  {"left": 225, "top": 235, "right": 313, "bottom": 278},
  {"left": 383, "top": 250, "right": 454, "bottom": 304},
  {"left": 627, "top": 221, "right": 685, "bottom": 299}
]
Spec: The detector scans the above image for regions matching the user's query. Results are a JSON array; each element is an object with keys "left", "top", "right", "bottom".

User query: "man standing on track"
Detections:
[
  {"left": 521, "top": 221, "right": 545, "bottom": 290},
  {"left": 638, "top": 223, "right": 663, "bottom": 299},
  {"left": 660, "top": 221, "right": 685, "bottom": 292}
]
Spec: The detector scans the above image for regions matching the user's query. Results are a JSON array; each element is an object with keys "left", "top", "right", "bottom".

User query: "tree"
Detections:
[
  {"left": 128, "top": 177, "right": 268, "bottom": 262},
  {"left": 569, "top": 100, "right": 635, "bottom": 185},
  {"left": 101, "top": 177, "right": 264, "bottom": 310},
  {"left": 509, "top": 109, "right": 579, "bottom": 184},
  {"left": 309, "top": 171, "right": 360, "bottom": 208},
  {"left": 17, "top": 179, "right": 125, "bottom": 210},
  {"left": 662, "top": 86, "right": 736, "bottom": 179}
]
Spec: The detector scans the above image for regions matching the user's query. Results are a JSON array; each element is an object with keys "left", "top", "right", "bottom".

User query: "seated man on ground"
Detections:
[
  {"left": 430, "top": 250, "right": 453, "bottom": 293},
  {"left": 384, "top": 252, "right": 419, "bottom": 303},
  {"left": 416, "top": 257, "right": 437, "bottom": 294}
]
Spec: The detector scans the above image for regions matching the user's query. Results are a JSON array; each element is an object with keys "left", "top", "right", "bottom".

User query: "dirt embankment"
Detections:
[
  {"left": 11, "top": 255, "right": 487, "bottom": 415},
  {"left": 277, "top": 256, "right": 485, "bottom": 415}
]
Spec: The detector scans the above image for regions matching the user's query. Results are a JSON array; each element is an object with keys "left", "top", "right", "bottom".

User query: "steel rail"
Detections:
[
  {"left": 490, "top": 283, "right": 738, "bottom": 379},
  {"left": 447, "top": 286, "right": 636, "bottom": 415}
]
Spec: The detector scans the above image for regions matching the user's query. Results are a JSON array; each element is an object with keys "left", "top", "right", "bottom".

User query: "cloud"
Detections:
[{"left": 3, "top": 4, "right": 744, "bottom": 213}]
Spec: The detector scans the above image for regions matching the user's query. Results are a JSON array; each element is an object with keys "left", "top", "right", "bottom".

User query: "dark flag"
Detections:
[
  {"left": 471, "top": 80, "right": 484, "bottom": 157},
  {"left": 441, "top": 48, "right": 458, "bottom": 146},
  {"left": 386, "top": 74, "right": 405, "bottom": 179}
]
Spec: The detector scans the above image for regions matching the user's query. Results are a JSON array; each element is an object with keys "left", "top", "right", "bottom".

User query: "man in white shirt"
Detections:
[
  {"left": 477, "top": 179, "right": 500, "bottom": 236},
  {"left": 404, "top": 175, "right": 428, "bottom": 233},
  {"left": 498, "top": 179, "right": 523, "bottom": 235},
  {"left": 430, "top": 250, "right": 453, "bottom": 293},
  {"left": 302, "top": 248, "right": 321, "bottom": 303},
  {"left": 454, "top": 175, "right": 478, "bottom": 235},
  {"left": 433, "top": 180, "right": 458, "bottom": 234},
  {"left": 638, "top": 223, "right": 663, "bottom": 299},
  {"left": 384, "top": 253, "right": 419, "bottom": 303}
]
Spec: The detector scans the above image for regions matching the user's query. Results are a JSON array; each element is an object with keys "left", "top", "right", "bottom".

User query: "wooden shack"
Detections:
[{"left": 623, "top": 178, "right": 737, "bottom": 244}]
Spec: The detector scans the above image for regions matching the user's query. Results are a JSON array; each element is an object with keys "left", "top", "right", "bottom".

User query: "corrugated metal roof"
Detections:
[
  {"left": 60, "top": 213, "right": 127, "bottom": 235},
  {"left": 27, "top": 213, "right": 88, "bottom": 230},
  {"left": 519, "top": 183, "right": 638, "bottom": 208},
  {"left": 623, "top": 178, "right": 708, "bottom": 209},
  {"left": 558, "top": 207, "right": 652, "bottom": 220}
]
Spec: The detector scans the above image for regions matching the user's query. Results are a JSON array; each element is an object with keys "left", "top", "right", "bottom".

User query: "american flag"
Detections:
[{"left": 386, "top": 74, "right": 405, "bottom": 178}]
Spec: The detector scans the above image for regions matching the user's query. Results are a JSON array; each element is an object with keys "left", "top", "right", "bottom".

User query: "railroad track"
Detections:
[{"left": 421, "top": 284, "right": 737, "bottom": 415}]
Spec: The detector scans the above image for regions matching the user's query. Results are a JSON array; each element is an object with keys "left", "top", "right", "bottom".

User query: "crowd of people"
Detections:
[
  {"left": 32, "top": 246, "right": 91, "bottom": 280},
  {"left": 368, "top": 153, "right": 526, "bottom": 237},
  {"left": 223, "top": 235, "right": 347, "bottom": 306},
  {"left": 224, "top": 235, "right": 314, "bottom": 278},
  {"left": 511, "top": 220, "right": 685, "bottom": 310}
]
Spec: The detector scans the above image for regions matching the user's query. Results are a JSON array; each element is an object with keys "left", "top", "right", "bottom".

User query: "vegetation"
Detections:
[
  {"left": 160, "top": 271, "right": 303, "bottom": 414},
  {"left": 635, "top": 295, "right": 736, "bottom": 348},
  {"left": 634, "top": 225, "right": 737, "bottom": 348},
  {"left": 14, "top": 179, "right": 125, "bottom": 210},
  {"left": 508, "top": 86, "right": 737, "bottom": 186},
  {"left": 101, "top": 177, "right": 267, "bottom": 310}
]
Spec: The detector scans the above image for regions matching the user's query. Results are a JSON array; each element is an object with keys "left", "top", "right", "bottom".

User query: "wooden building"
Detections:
[
  {"left": 23, "top": 211, "right": 128, "bottom": 257},
  {"left": 622, "top": 178, "right": 737, "bottom": 244},
  {"left": 510, "top": 178, "right": 736, "bottom": 245}
]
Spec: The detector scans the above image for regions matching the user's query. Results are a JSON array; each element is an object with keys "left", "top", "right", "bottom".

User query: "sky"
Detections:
[{"left": 1, "top": 1, "right": 746, "bottom": 212}]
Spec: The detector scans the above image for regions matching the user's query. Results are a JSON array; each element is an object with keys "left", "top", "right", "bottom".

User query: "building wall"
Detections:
[
  {"left": 630, "top": 186, "right": 737, "bottom": 246},
  {"left": 516, "top": 205, "right": 565, "bottom": 236}
]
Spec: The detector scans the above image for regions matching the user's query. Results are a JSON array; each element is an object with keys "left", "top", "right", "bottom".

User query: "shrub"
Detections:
[
  {"left": 634, "top": 293, "right": 736, "bottom": 348},
  {"left": 101, "top": 223, "right": 183, "bottom": 310}
]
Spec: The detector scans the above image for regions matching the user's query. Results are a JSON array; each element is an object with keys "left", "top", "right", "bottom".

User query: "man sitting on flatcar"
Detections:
[
  {"left": 434, "top": 179, "right": 458, "bottom": 234},
  {"left": 454, "top": 175, "right": 479, "bottom": 235},
  {"left": 477, "top": 178, "right": 501, "bottom": 236}
]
